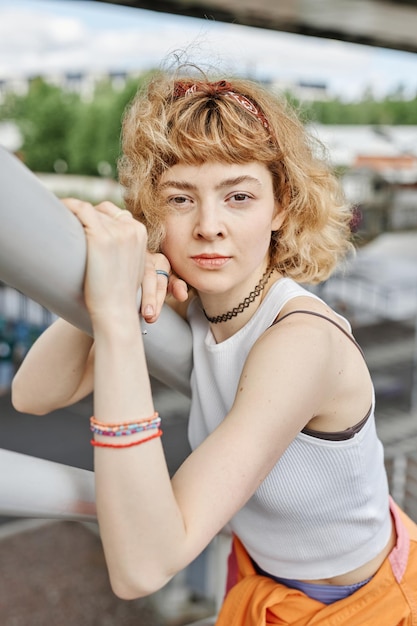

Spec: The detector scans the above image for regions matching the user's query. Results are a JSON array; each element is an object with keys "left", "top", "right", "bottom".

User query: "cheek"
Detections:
[
  {"left": 160, "top": 227, "right": 184, "bottom": 266},
  {"left": 245, "top": 218, "right": 274, "bottom": 245},
  {"left": 160, "top": 237, "right": 172, "bottom": 260},
  {"left": 243, "top": 220, "right": 275, "bottom": 259}
]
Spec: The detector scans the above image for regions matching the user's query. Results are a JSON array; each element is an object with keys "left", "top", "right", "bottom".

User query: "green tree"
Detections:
[
  {"left": 1, "top": 73, "right": 148, "bottom": 177},
  {"left": 66, "top": 75, "right": 147, "bottom": 177},
  {"left": 10, "top": 77, "right": 79, "bottom": 172},
  {"left": 303, "top": 87, "right": 417, "bottom": 126},
  {"left": 3, "top": 72, "right": 417, "bottom": 177}
]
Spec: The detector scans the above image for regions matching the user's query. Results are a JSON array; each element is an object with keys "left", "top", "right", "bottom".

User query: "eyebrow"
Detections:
[{"left": 159, "top": 175, "right": 263, "bottom": 191}]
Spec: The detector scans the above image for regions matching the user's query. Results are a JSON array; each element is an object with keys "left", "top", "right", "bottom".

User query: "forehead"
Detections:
[{"left": 159, "top": 161, "right": 272, "bottom": 188}]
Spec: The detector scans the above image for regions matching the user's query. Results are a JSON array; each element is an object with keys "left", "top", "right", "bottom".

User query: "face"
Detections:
[{"left": 159, "top": 161, "right": 283, "bottom": 301}]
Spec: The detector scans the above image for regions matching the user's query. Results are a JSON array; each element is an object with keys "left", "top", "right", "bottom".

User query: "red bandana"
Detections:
[{"left": 173, "top": 80, "right": 270, "bottom": 130}]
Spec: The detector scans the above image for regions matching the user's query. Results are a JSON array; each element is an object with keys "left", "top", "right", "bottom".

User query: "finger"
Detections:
[
  {"left": 152, "top": 254, "right": 172, "bottom": 318},
  {"left": 95, "top": 208, "right": 134, "bottom": 234},
  {"left": 140, "top": 262, "right": 159, "bottom": 322},
  {"left": 94, "top": 201, "right": 131, "bottom": 220},
  {"left": 140, "top": 262, "right": 171, "bottom": 323},
  {"left": 63, "top": 198, "right": 99, "bottom": 228},
  {"left": 142, "top": 271, "right": 170, "bottom": 323},
  {"left": 169, "top": 276, "right": 189, "bottom": 303},
  {"left": 114, "top": 210, "right": 133, "bottom": 221},
  {"left": 154, "top": 269, "right": 171, "bottom": 318},
  {"left": 62, "top": 197, "right": 94, "bottom": 212}
]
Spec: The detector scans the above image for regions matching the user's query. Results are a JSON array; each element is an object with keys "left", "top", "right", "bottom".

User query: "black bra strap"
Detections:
[
  {"left": 272, "top": 309, "right": 371, "bottom": 440},
  {"left": 272, "top": 309, "right": 365, "bottom": 359}
]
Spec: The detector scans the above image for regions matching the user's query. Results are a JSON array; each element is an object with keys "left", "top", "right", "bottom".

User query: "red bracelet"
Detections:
[{"left": 91, "top": 429, "right": 163, "bottom": 448}]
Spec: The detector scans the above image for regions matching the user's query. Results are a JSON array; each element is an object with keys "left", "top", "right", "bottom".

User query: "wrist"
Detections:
[{"left": 90, "top": 308, "right": 141, "bottom": 336}]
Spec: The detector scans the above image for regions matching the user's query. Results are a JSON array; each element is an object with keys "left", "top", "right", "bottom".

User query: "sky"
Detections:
[{"left": 0, "top": 0, "right": 417, "bottom": 101}]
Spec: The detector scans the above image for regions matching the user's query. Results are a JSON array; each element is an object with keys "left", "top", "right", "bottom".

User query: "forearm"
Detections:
[
  {"left": 11, "top": 318, "right": 94, "bottom": 414},
  {"left": 92, "top": 312, "right": 188, "bottom": 598}
]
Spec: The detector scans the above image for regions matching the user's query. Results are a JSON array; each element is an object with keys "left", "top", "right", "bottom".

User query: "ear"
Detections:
[{"left": 271, "top": 202, "right": 285, "bottom": 231}]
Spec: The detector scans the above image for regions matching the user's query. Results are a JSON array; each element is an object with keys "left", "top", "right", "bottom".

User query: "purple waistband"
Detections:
[
  {"left": 254, "top": 497, "right": 408, "bottom": 605},
  {"left": 272, "top": 575, "right": 371, "bottom": 605}
]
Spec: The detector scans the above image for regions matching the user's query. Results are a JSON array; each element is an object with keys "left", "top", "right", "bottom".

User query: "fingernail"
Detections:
[{"left": 144, "top": 305, "right": 154, "bottom": 317}]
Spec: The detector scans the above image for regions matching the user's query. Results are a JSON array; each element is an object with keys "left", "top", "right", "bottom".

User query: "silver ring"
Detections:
[
  {"left": 114, "top": 210, "right": 128, "bottom": 220},
  {"left": 156, "top": 269, "right": 170, "bottom": 281}
]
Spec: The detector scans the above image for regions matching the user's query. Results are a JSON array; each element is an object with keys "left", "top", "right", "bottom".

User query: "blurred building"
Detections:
[{"left": 0, "top": 69, "right": 136, "bottom": 104}]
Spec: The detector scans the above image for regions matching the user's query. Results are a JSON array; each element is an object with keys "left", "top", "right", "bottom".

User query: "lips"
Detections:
[{"left": 191, "top": 254, "right": 231, "bottom": 269}]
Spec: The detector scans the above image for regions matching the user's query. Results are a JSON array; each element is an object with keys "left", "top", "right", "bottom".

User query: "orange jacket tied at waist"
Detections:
[{"left": 215, "top": 500, "right": 417, "bottom": 626}]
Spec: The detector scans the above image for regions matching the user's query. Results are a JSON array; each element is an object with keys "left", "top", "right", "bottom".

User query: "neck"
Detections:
[{"left": 201, "top": 266, "right": 275, "bottom": 327}]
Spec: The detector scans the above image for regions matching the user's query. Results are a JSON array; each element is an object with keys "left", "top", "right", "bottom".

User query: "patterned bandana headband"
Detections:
[{"left": 173, "top": 80, "right": 270, "bottom": 131}]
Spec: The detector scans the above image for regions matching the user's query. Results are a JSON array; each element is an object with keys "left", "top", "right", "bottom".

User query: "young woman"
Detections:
[{"left": 12, "top": 72, "right": 417, "bottom": 624}]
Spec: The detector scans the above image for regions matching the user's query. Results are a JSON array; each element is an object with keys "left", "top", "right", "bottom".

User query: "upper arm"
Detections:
[
  {"left": 223, "top": 318, "right": 331, "bottom": 493},
  {"left": 11, "top": 318, "right": 95, "bottom": 415},
  {"left": 60, "top": 346, "right": 95, "bottom": 407},
  {"left": 170, "top": 317, "right": 333, "bottom": 563}
]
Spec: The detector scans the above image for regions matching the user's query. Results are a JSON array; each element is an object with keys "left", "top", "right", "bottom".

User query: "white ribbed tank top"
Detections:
[{"left": 187, "top": 278, "right": 392, "bottom": 579}]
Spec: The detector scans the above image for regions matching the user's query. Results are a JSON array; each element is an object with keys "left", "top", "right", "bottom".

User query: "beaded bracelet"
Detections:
[
  {"left": 91, "top": 429, "right": 163, "bottom": 448},
  {"left": 90, "top": 416, "right": 161, "bottom": 437},
  {"left": 90, "top": 412, "right": 159, "bottom": 429},
  {"left": 90, "top": 424, "right": 160, "bottom": 437}
]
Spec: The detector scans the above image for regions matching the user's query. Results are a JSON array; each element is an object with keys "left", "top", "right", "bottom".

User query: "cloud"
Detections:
[
  {"left": 0, "top": 0, "right": 416, "bottom": 100},
  {"left": 0, "top": 7, "right": 87, "bottom": 76},
  {"left": 0, "top": 3, "right": 207, "bottom": 76}
]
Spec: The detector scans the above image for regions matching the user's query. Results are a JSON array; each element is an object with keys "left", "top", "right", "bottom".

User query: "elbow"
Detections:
[
  {"left": 109, "top": 567, "right": 175, "bottom": 601},
  {"left": 111, "top": 584, "right": 151, "bottom": 602},
  {"left": 10, "top": 377, "right": 47, "bottom": 415},
  {"left": 10, "top": 378, "right": 28, "bottom": 414}
]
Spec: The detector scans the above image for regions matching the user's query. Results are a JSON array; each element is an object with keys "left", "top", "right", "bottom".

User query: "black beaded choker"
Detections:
[{"left": 202, "top": 266, "right": 275, "bottom": 324}]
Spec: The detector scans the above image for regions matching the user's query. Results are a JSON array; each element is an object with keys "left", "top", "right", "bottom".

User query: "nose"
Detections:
[{"left": 193, "top": 203, "right": 225, "bottom": 240}]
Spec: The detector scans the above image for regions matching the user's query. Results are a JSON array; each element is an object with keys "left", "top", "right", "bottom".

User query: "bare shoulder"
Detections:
[
  {"left": 233, "top": 297, "right": 338, "bottom": 432},
  {"left": 252, "top": 293, "right": 361, "bottom": 393},
  {"left": 249, "top": 294, "right": 372, "bottom": 434},
  {"left": 277, "top": 295, "right": 351, "bottom": 331},
  {"left": 255, "top": 295, "right": 345, "bottom": 358}
]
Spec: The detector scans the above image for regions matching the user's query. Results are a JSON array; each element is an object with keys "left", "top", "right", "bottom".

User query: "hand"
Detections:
[
  {"left": 63, "top": 199, "right": 147, "bottom": 322},
  {"left": 141, "top": 252, "right": 189, "bottom": 323}
]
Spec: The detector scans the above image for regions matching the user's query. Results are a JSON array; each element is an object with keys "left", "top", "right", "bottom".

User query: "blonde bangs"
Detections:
[{"left": 164, "top": 97, "right": 275, "bottom": 166}]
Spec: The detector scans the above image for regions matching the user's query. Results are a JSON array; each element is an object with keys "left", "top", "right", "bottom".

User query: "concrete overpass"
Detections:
[{"left": 96, "top": 0, "right": 417, "bottom": 54}]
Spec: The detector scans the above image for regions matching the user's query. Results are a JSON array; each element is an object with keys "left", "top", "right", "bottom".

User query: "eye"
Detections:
[
  {"left": 167, "top": 195, "right": 193, "bottom": 207},
  {"left": 227, "top": 192, "right": 252, "bottom": 206}
]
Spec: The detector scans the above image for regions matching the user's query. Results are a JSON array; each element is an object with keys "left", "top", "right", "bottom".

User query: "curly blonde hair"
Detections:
[{"left": 119, "top": 69, "right": 353, "bottom": 284}]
